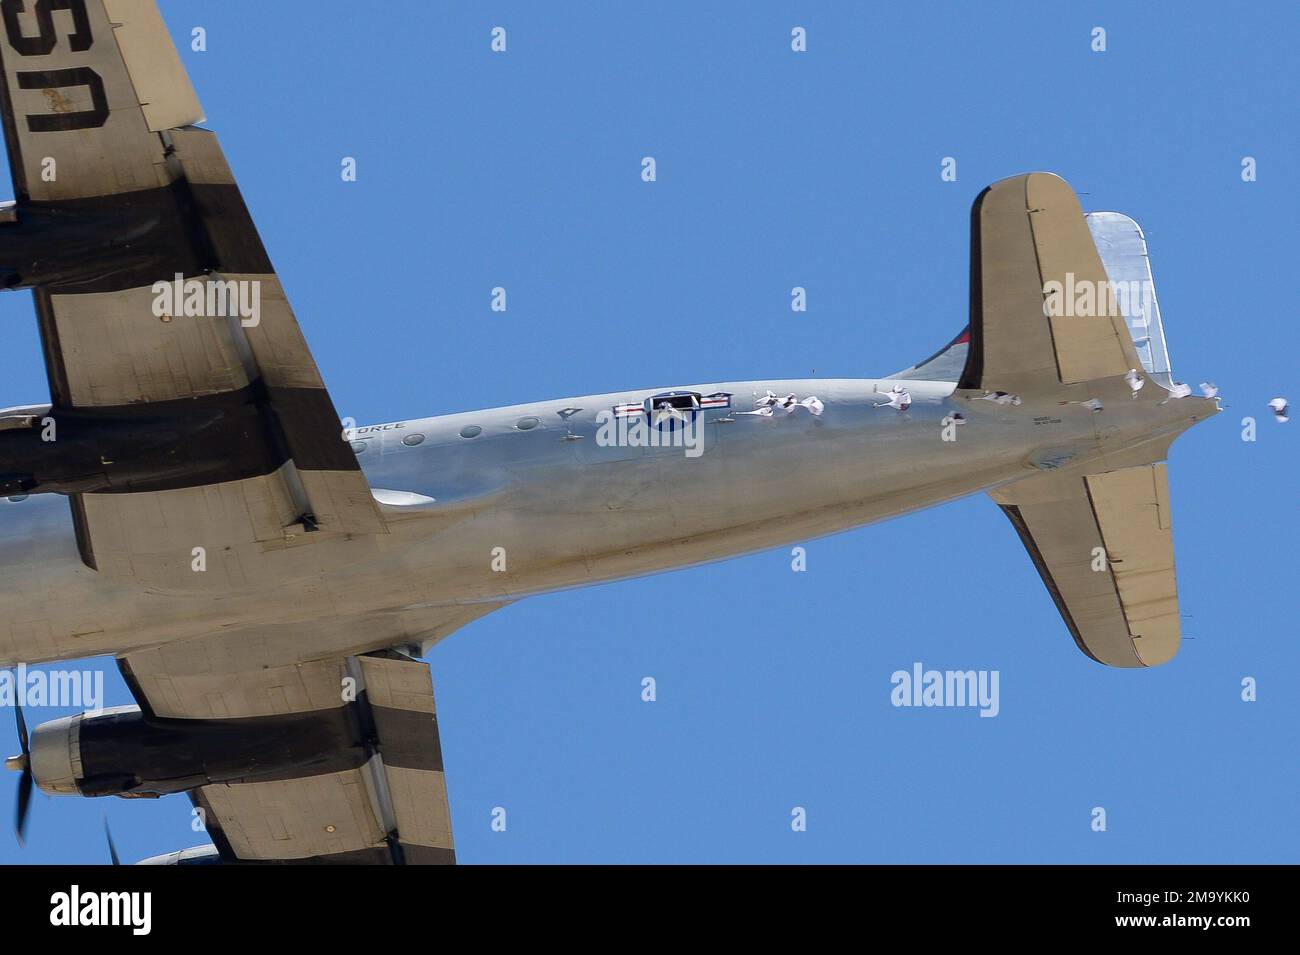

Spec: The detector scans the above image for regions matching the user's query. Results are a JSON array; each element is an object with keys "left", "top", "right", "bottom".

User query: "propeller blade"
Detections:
[
  {"left": 11, "top": 701, "right": 34, "bottom": 845},
  {"left": 15, "top": 767, "right": 31, "bottom": 846},
  {"left": 103, "top": 815, "right": 120, "bottom": 865},
  {"left": 14, "top": 702, "right": 27, "bottom": 756}
]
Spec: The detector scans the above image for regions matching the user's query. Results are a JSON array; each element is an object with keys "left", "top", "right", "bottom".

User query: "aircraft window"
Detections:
[
  {"left": 350, "top": 441, "right": 367, "bottom": 453},
  {"left": 459, "top": 425, "right": 482, "bottom": 438},
  {"left": 402, "top": 433, "right": 426, "bottom": 447},
  {"left": 6, "top": 494, "right": 27, "bottom": 502},
  {"left": 515, "top": 416, "right": 540, "bottom": 430}
]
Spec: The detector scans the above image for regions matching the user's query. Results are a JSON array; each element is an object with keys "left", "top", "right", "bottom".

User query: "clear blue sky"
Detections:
[{"left": 1, "top": 1, "right": 1296, "bottom": 864}]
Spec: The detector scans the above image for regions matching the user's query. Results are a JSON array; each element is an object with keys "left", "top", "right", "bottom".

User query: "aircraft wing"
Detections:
[
  {"left": 0, "top": 0, "right": 383, "bottom": 589},
  {"left": 961, "top": 172, "right": 1146, "bottom": 394},
  {"left": 119, "top": 643, "right": 457, "bottom": 865},
  {"left": 990, "top": 461, "right": 1180, "bottom": 668}
]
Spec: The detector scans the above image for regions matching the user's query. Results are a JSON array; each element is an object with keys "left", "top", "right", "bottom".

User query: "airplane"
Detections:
[{"left": 0, "top": 2, "right": 1217, "bottom": 865}]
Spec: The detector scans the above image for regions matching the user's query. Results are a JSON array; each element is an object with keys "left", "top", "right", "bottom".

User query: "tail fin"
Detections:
[
  {"left": 958, "top": 172, "right": 1147, "bottom": 395},
  {"left": 889, "top": 175, "right": 1168, "bottom": 392}
]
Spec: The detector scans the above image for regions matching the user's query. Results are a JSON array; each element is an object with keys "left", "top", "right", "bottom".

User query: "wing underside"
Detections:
[
  {"left": 121, "top": 645, "right": 456, "bottom": 864},
  {"left": 0, "top": 0, "right": 383, "bottom": 590}
]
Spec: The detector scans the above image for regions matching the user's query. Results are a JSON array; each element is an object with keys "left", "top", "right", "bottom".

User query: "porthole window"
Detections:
[
  {"left": 515, "top": 416, "right": 540, "bottom": 431},
  {"left": 350, "top": 441, "right": 367, "bottom": 453},
  {"left": 459, "top": 424, "right": 482, "bottom": 439},
  {"left": 402, "top": 433, "right": 426, "bottom": 447}
]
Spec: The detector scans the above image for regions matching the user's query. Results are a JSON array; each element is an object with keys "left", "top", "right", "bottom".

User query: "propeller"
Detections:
[
  {"left": 6, "top": 702, "right": 32, "bottom": 845},
  {"left": 103, "top": 814, "right": 120, "bottom": 865}
]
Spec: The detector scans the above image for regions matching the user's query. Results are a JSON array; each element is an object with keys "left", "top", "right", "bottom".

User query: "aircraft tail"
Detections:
[
  {"left": 946, "top": 173, "right": 1209, "bottom": 667},
  {"left": 889, "top": 174, "right": 1177, "bottom": 397}
]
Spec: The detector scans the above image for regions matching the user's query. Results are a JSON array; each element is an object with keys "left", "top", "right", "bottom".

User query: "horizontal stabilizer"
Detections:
[
  {"left": 991, "top": 461, "right": 1180, "bottom": 667},
  {"left": 1086, "top": 212, "right": 1175, "bottom": 389}
]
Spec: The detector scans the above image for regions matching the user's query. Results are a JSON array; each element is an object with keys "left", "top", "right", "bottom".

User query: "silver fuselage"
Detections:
[{"left": 0, "top": 374, "right": 1211, "bottom": 668}]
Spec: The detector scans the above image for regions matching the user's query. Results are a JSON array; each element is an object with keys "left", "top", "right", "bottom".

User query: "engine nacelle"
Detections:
[
  {"left": 27, "top": 703, "right": 364, "bottom": 798},
  {"left": 136, "top": 845, "right": 224, "bottom": 865},
  {"left": 0, "top": 392, "right": 281, "bottom": 497},
  {"left": 29, "top": 705, "right": 138, "bottom": 795}
]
